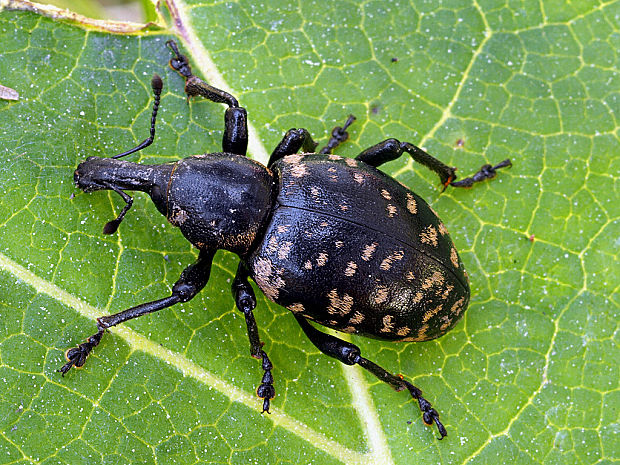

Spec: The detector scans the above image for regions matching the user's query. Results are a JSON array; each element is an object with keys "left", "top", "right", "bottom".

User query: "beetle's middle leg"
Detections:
[
  {"left": 294, "top": 314, "right": 447, "bottom": 439},
  {"left": 232, "top": 262, "right": 275, "bottom": 413},
  {"left": 167, "top": 40, "right": 248, "bottom": 156},
  {"left": 356, "top": 139, "right": 511, "bottom": 190},
  {"left": 58, "top": 249, "right": 215, "bottom": 375}
]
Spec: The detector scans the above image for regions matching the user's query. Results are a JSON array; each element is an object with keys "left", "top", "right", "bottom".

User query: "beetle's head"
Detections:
[{"left": 74, "top": 156, "right": 113, "bottom": 192}]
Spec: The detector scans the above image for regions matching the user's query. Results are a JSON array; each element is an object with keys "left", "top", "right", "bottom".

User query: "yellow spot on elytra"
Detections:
[
  {"left": 277, "top": 241, "right": 292, "bottom": 260},
  {"left": 380, "top": 250, "right": 404, "bottom": 271},
  {"left": 451, "top": 297, "right": 467, "bottom": 316},
  {"left": 422, "top": 271, "right": 445, "bottom": 290},
  {"left": 316, "top": 252, "right": 329, "bottom": 266},
  {"left": 422, "top": 304, "right": 443, "bottom": 323},
  {"left": 361, "top": 242, "right": 378, "bottom": 261},
  {"left": 291, "top": 163, "right": 308, "bottom": 178},
  {"left": 327, "top": 289, "right": 354, "bottom": 315},
  {"left": 288, "top": 303, "right": 305, "bottom": 314},
  {"left": 380, "top": 314, "right": 395, "bottom": 333},
  {"left": 396, "top": 326, "right": 411, "bottom": 337},
  {"left": 374, "top": 285, "right": 389, "bottom": 304},
  {"left": 406, "top": 193, "right": 417, "bottom": 214},
  {"left": 420, "top": 225, "right": 438, "bottom": 247},
  {"left": 450, "top": 248, "right": 459, "bottom": 268},
  {"left": 344, "top": 261, "right": 358, "bottom": 276},
  {"left": 349, "top": 311, "right": 365, "bottom": 325},
  {"left": 283, "top": 154, "right": 304, "bottom": 164}
]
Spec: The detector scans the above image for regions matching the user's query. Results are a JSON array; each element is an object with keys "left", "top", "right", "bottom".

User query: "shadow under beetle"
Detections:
[{"left": 61, "top": 40, "right": 511, "bottom": 439}]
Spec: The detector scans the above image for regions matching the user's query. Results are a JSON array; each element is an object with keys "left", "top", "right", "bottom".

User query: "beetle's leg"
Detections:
[
  {"left": 267, "top": 129, "right": 319, "bottom": 167},
  {"left": 232, "top": 262, "right": 275, "bottom": 413},
  {"left": 294, "top": 315, "right": 447, "bottom": 439},
  {"left": 59, "top": 249, "right": 215, "bottom": 375},
  {"left": 166, "top": 40, "right": 248, "bottom": 156},
  {"left": 318, "top": 115, "right": 356, "bottom": 154},
  {"left": 449, "top": 159, "right": 512, "bottom": 187},
  {"left": 112, "top": 74, "right": 163, "bottom": 159},
  {"left": 101, "top": 182, "right": 133, "bottom": 235},
  {"left": 356, "top": 138, "right": 511, "bottom": 190}
]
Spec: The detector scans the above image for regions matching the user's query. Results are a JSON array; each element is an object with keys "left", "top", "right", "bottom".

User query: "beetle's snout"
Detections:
[{"left": 74, "top": 156, "right": 106, "bottom": 192}]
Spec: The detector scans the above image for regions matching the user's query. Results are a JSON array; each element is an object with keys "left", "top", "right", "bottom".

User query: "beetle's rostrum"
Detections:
[{"left": 61, "top": 40, "right": 512, "bottom": 440}]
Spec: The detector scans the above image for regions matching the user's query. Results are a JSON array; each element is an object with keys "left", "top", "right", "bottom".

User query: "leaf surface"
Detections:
[{"left": 0, "top": 1, "right": 618, "bottom": 464}]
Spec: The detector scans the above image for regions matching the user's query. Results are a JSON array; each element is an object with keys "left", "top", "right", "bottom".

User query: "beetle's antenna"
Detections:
[
  {"left": 102, "top": 182, "right": 133, "bottom": 234},
  {"left": 112, "top": 74, "right": 163, "bottom": 159}
]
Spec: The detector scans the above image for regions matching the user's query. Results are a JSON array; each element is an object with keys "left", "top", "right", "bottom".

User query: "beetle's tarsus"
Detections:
[
  {"left": 58, "top": 328, "right": 105, "bottom": 375},
  {"left": 101, "top": 182, "right": 133, "bottom": 234},
  {"left": 450, "top": 159, "right": 512, "bottom": 188},
  {"left": 319, "top": 114, "right": 356, "bottom": 154}
]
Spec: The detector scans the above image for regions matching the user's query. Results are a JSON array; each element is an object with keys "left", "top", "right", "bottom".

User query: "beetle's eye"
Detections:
[{"left": 170, "top": 58, "right": 182, "bottom": 70}]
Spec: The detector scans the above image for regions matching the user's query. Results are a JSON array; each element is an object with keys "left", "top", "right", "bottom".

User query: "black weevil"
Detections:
[{"left": 60, "top": 40, "right": 511, "bottom": 439}]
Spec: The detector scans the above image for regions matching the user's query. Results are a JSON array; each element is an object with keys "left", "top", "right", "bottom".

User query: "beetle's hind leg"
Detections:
[
  {"left": 59, "top": 249, "right": 215, "bottom": 375},
  {"left": 294, "top": 315, "right": 447, "bottom": 439},
  {"left": 356, "top": 139, "right": 511, "bottom": 190},
  {"left": 166, "top": 40, "right": 248, "bottom": 156},
  {"left": 232, "top": 262, "right": 275, "bottom": 412}
]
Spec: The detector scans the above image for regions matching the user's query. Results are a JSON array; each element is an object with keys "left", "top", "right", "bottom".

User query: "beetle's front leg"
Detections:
[
  {"left": 232, "top": 262, "right": 275, "bottom": 413},
  {"left": 294, "top": 315, "right": 447, "bottom": 439},
  {"left": 166, "top": 40, "right": 248, "bottom": 156},
  {"left": 267, "top": 128, "right": 319, "bottom": 167},
  {"left": 59, "top": 249, "right": 215, "bottom": 375}
]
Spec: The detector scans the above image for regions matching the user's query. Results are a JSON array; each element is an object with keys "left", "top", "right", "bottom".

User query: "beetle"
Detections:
[{"left": 60, "top": 40, "right": 511, "bottom": 439}]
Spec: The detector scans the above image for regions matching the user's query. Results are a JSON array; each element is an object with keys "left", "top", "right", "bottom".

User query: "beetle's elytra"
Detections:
[{"left": 61, "top": 40, "right": 511, "bottom": 440}]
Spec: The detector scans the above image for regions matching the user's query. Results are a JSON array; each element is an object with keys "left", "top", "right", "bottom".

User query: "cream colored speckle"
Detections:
[
  {"left": 344, "top": 261, "right": 358, "bottom": 276},
  {"left": 396, "top": 326, "right": 411, "bottom": 337},
  {"left": 386, "top": 204, "right": 397, "bottom": 217},
  {"left": 361, "top": 242, "right": 378, "bottom": 261},
  {"left": 316, "top": 252, "right": 329, "bottom": 266},
  {"left": 328, "top": 154, "right": 342, "bottom": 160},
  {"left": 353, "top": 173, "right": 365, "bottom": 184},
  {"left": 304, "top": 260, "right": 313, "bottom": 270},
  {"left": 438, "top": 222, "right": 448, "bottom": 236},
  {"left": 406, "top": 193, "right": 417, "bottom": 214},
  {"left": 405, "top": 271, "right": 415, "bottom": 281},
  {"left": 335, "top": 240, "right": 344, "bottom": 248},
  {"left": 276, "top": 224, "right": 290, "bottom": 234},
  {"left": 345, "top": 158, "right": 357, "bottom": 167},
  {"left": 450, "top": 248, "right": 459, "bottom": 268},
  {"left": 349, "top": 311, "right": 365, "bottom": 325},
  {"left": 327, "top": 289, "right": 354, "bottom": 315},
  {"left": 380, "top": 250, "right": 404, "bottom": 271},
  {"left": 422, "top": 271, "right": 445, "bottom": 290},
  {"left": 451, "top": 296, "right": 467, "bottom": 316},
  {"left": 420, "top": 224, "right": 438, "bottom": 246},
  {"left": 277, "top": 241, "right": 293, "bottom": 260},
  {"left": 341, "top": 326, "right": 356, "bottom": 333},
  {"left": 288, "top": 303, "right": 305, "bottom": 314},
  {"left": 291, "top": 163, "right": 308, "bottom": 178},
  {"left": 339, "top": 203, "right": 349, "bottom": 212},
  {"left": 374, "top": 285, "right": 389, "bottom": 304},
  {"left": 381, "top": 189, "right": 392, "bottom": 200},
  {"left": 380, "top": 315, "right": 395, "bottom": 333},
  {"left": 283, "top": 154, "right": 304, "bottom": 164},
  {"left": 422, "top": 304, "right": 443, "bottom": 323}
]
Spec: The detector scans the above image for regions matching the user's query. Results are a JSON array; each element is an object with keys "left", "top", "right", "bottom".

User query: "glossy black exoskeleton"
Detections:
[{"left": 61, "top": 40, "right": 511, "bottom": 440}]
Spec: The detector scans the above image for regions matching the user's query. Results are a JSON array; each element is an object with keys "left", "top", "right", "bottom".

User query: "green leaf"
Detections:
[{"left": 0, "top": 1, "right": 618, "bottom": 464}]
